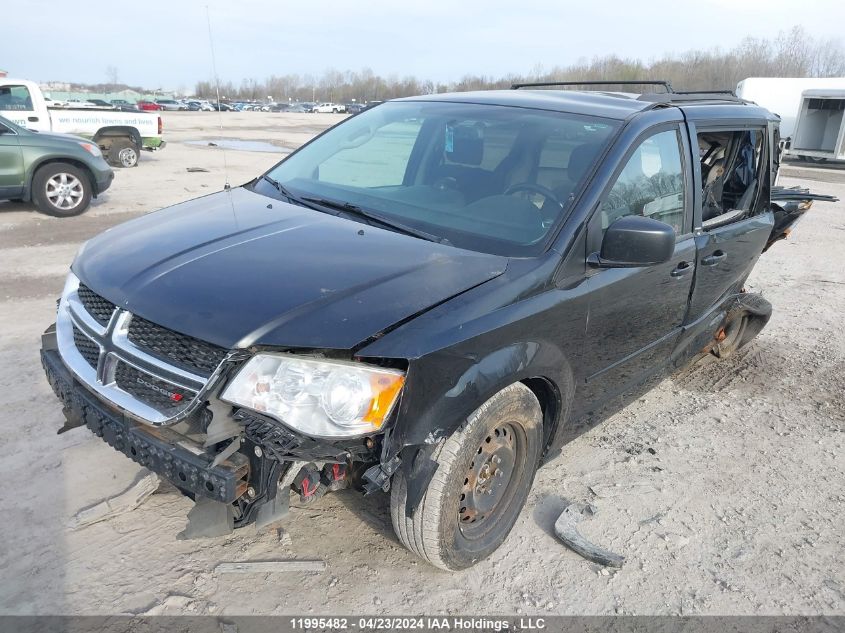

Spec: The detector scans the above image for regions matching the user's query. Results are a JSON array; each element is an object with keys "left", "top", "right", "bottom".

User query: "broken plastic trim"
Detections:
[{"left": 554, "top": 503, "right": 625, "bottom": 568}]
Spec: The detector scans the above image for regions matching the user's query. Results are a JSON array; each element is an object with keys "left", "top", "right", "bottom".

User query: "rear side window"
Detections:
[
  {"left": 0, "top": 85, "right": 34, "bottom": 111},
  {"left": 600, "top": 128, "right": 686, "bottom": 235},
  {"left": 698, "top": 129, "right": 765, "bottom": 228}
]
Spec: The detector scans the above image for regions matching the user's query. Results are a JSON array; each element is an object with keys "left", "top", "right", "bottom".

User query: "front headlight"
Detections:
[
  {"left": 78, "top": 141, "right": 102, "bottom": 157},
  {"left": 221, "top": 354, "right": 405, "bottom": 438}
]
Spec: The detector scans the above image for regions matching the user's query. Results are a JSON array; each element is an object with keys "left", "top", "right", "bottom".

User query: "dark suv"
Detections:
[{"left": 40, "top": 82, "right": 831, "bottom": 570}]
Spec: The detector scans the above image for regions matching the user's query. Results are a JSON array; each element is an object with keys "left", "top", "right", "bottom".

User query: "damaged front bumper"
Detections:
[
  {"left": 42, "top": 346, "right": 250, "bottom": 504},
  {"left": 41, "top": 326, "right": 386, "bottom": 532}
]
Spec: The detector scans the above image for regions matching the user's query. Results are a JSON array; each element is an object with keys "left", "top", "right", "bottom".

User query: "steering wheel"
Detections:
[
  {"left": 433, "top": 176, "right": 459, "bottom": 191},
  {"left": 504, "top": 182, "right": 563, "bottom": 209}
]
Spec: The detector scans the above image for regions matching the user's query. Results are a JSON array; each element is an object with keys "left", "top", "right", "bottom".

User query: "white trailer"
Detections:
[
  {"left": 735, "top": 77, "right": 845, "bottom": 140},
  {"left": 787, "top": 89, "right": 845, "bottom": 162}
]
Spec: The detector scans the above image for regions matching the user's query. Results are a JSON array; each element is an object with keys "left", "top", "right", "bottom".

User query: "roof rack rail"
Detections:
[
  {"left": 672, "top": 89, "right": 737, "bottom": 96},
  {"left": 511, "top": 80, "right": 674, "bottom": 93},
  {"left": 637, "top": 91, "right": 745, "bottom": 104}
]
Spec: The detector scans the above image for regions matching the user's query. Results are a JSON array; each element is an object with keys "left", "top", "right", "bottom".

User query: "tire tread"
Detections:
[{"left": 390, "top": 382, "right": 541, "bottom": 570}]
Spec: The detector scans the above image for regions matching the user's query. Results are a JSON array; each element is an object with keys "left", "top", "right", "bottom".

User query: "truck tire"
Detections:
[
  {"left": 107, "top": 139, "right": 140, "bottom": 168},
  {"left": 390, "top": 382, "right": 542, "bottom": 570},
  {"left": 31, "top": 162, "right": 92, "bottom": 217}
]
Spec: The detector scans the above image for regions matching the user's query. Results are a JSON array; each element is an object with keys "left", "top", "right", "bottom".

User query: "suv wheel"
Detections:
[
  {"left": 390, "top": 382, "right": 542, "bottom": 570},
  {"left": 32, "top": 163, "right": 92, "bottom": 217},
  {"left": 108, "top": 139, "right": 140, "bottom": 168}
]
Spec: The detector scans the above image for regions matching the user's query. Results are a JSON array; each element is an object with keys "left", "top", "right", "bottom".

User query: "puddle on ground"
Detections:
[{"left": 184, "top": 139, "right": 290, "bottom": 153}]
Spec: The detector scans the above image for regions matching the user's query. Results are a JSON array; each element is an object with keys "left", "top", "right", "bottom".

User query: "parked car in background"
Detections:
[
  {"left": 213, "top": 102, "right": 235, "bottom": 111},
  {"left": 87, "top": 99, "right": 115, "bottom": 108},
  {"left": 66, "top": 99, "right": 99, "bottom": 109},
  {"left": 155, "top": 99, "right": 186, "bottom": 111},
  {"left": 314, "top": 102, "right": 346, "bottom": 113},
  {"left": 345, "top": 103, "right": 365, "bottom": 114},
  {"left": 286, "top": 103, "right": 310, "bottom": 113},
  {"left": 0, "top": 78, "right": 164, "bottom": 169},
  {"left": 270, "top": 103, "right": 291, "bottom": 112},
  {"left": 109, "top": 99, "right": 139, "bottom": 112},
  {"left": 0, "top": 114, "right": 113, "bottom": 216},
  {"left": 137, "top": 101, "right": 162, "bottom": 111}
]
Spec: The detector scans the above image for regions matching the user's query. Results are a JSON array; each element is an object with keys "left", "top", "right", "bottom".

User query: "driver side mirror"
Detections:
[{"left": 588, "top": 215, "right": 676, "bottom": 268}]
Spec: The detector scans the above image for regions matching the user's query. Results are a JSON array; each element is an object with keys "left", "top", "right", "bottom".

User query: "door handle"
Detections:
[
  {"left": 27, "top": 116, "right": 39, "bottom": 122},
  {"left": 670, "top": 261, "right": 693, "bottom": 277},
  {"left": 702, "top": 250, "right": 727, "bottom": 266}
]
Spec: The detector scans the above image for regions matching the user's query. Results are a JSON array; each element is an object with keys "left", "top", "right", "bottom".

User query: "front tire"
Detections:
[
  {"left": 390, "top": 382, "right": 542, "bottom": 570},
  {"left": 31, "top": 163, "right": 92, "bottom": 217}
]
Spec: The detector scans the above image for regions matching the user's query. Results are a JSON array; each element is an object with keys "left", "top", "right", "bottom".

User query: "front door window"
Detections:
[{"left": 600, "top": 129, "right": 686, "bottom": 235}]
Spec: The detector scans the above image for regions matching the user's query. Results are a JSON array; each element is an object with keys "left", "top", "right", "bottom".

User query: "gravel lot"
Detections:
[{"left": 0, "top": 112, "right": 842, "bottom": 616}]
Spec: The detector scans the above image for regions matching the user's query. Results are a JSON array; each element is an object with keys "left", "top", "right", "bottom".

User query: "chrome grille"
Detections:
[
  {"left": 56, "top": 273, "right": 229, "bottom": 426},
  {"left": 127, "top": 316, "right": 228, "bottom": 377},
  {"left": 114, "top": 362, "right": 197, "bottom": 415},
  {"left": 77, "top": 284, "right": 116, "bottom": 326},
  {"left": 72, "top": 323, "right": 99, "bottom": 369}
]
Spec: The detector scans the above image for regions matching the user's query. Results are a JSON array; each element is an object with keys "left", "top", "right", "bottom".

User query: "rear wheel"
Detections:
[
  {"left": 32, "top": 163, "right": 92, "bottom": 217},
  {"left": 107, "top": 139, "right": 140, "bottom": 168},
  {"left": 712, "top": 315, "right": 748, "bottom": 359},
  {"left": 390, "top": 382, "right": 542, "bottom": 570}
]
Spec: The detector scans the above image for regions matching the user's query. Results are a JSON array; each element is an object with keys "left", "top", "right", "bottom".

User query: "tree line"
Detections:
[
  {"left": 65, "top": 26, "right": 844, "bottom": 102},
  {"left": 191, "top": 27, "right": 844, "bottom": 103}
]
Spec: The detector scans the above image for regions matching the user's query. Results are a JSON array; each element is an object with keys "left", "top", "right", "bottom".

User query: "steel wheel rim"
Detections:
[
  {"left": 719, "top": 316, "right": 747, "bottom": 352},
  {"left": 45, "top": 173, "right": 84, "bottom": 210},
  {"left": 458, "top": 423, "right": 522, "bottom": 539},
  {"left": 118, "top": 147, "right": 137, "bottom": 167}
]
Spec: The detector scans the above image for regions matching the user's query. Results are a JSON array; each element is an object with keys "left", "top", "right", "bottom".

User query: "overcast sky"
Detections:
[{"left": 4, "top": 0, "right": 844, "bottom": 90}]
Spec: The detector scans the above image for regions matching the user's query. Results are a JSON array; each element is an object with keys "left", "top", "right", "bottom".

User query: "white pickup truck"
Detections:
[{"left": 0, "top": 78, "right": 165, "bottom": 168}]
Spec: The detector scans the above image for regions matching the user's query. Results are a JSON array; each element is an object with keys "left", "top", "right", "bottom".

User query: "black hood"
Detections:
[{"left": 74, "top": 187, "right": 507, "bottom": 350}]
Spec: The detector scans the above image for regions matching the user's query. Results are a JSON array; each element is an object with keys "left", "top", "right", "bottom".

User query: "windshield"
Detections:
[{"left": 261, "top": 101, "right": 619, "bottom": 256}]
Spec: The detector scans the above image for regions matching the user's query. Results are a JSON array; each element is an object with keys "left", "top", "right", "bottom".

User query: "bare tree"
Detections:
[
  {"left": 190, "top": 29, "right": 845, "bottom": 102},
  {"left": 105, "top": 66, "right": 120, "bottom": 91}
]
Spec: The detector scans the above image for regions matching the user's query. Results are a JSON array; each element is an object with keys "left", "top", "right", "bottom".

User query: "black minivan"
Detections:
[{"left": 42, "top": 83, "right": 824, "bottom": 570}]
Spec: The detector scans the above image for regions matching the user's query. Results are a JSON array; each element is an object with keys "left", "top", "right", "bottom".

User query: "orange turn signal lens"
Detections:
[{"left": 363, "top": 374, "right": 406, "bottom": 428}]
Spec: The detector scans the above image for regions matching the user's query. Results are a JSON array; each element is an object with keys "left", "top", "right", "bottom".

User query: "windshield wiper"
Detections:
[
  {"left": 261, "top": 174, "right": 301, "bottom": 203},
  {"left": 300, "top": 195, "right": 450, "bottom": 245}
]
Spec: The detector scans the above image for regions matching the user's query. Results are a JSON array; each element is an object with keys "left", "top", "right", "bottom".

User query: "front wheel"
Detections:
[
  {"left": 31, "top": 163, "right": 92, "bottom": 217},
  {"left": 390, "top": 382, "right": 542, "bottom": 570}
]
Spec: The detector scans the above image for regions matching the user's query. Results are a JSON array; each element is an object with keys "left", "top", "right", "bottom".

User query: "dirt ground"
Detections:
[{"left": 0, "top": 112, "right": 842, "bottom": 616}]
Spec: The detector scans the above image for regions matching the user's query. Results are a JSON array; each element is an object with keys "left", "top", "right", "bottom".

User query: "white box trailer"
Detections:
[
  {"left": 735, "top": 77, "right": 845, "bottom": 140},
  {"left": 788, "top": 89, "right": 845, "bottom": 162}
]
